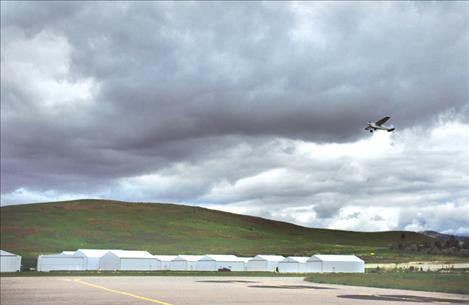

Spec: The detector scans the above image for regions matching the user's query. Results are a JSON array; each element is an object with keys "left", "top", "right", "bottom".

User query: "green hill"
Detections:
[{"left": 1, "top": 199, "right": 436, "bottom": 268}]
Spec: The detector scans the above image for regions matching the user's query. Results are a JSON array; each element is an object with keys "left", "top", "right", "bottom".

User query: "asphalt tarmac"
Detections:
[{"left": 1, "top": 276, "right": 468, "bottom": 305}]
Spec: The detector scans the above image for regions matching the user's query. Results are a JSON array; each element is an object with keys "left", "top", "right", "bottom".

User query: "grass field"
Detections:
[
  {"left": 1, "top": 199, "right": 462, "bottom": 269},
  {"left": 305, "top": 271, "right": 469, "bottom": 294}
]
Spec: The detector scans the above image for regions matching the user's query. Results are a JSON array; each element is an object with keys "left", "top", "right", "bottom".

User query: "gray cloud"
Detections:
[
  {"left": 314, "top": 203, "right": 343, "bottom": 219},
  {"left": 1, "top": 2, "right": 468, "bottom": 233}
]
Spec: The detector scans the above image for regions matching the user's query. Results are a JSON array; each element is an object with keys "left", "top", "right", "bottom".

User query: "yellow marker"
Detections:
[{"left": 72, "top": 278, "right": 173, "bottom": 305}]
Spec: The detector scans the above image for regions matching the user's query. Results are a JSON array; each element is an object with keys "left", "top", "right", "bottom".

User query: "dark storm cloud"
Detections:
[{"left": 1, "top": 1, "right": 468, "bottom": 202}]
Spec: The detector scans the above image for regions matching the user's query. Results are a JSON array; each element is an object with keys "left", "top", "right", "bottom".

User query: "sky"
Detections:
[{"left": 1, "top": 1, "right": 468, "bottom": 234}]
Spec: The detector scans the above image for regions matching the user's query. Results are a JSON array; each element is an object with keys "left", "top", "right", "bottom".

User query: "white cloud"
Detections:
[
  {"left": 1, "top": 29, "right": 98, "bottom": 112},
  {"left": 0, "top": 188, "right": 88, "bottom": 205},
  {"left": 399, "top": 201, "right": 469, "bottom": 235}
]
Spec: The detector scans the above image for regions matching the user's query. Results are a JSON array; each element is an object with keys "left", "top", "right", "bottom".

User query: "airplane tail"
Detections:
[{"left": 388, "top": 128, "right": 395, "bottom": 132}]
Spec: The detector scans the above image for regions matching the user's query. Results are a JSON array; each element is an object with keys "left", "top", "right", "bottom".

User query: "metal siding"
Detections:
[
  {"left": 247, "top": 260, "right": 268, "bottom": 271},
  {"left": 170, "top": 260, "right": 187, "bottom": 271},
  {"left": 99, "top": 253, "right": 120, "bottom": 271},
  {"left": 278, "top": 262, "right": 299, "bottom": 273},
  {"left": 196, "top": 260, "right": 216, "bottom": 271},
  {"left": 121, "top": 258, "right": 157, "bottom": 271},
  {"left": 215, "top": 261, "right": 245, "bottom": 271},
  {"left": 38, "top": 256, "right": 85, "bottom": 272},
  {"left": 305, "top": 261, "right": 322, "bottom": 273},
  {"left": 0, "top": 256, "right": 21, "bottom": 272},
  {"left": 322, "top": 261, "right": 364, "bottom": 273}
]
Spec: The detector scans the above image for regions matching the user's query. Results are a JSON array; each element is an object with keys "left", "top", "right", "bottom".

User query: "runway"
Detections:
[{"left": 2, "top": 276, "right": 468, "bottom": 305}]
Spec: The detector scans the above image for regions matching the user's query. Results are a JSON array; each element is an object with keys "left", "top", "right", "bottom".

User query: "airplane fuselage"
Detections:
[{"left": 366, "top": 122, "right": 395, "bottom": 132}]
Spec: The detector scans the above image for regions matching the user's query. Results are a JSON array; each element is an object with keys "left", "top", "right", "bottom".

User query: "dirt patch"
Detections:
[
  {"left": 86, "top": 218, "right": 129, "bottom": 229},
  {"left": 241, "top": 233, "right": 266, "bottom": 240},
  {"left": 1, "top": 226, "right": 37, "bottom": 238},
  {"left": 109, "top": 219, "right": 130, "bottom": 229},
  {"left": 77, "top": 230, "right": 94, "bottom": 238}
]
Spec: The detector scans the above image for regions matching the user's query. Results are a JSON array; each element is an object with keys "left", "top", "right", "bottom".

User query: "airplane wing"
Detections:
[{"left": 375, "top": 116, "right": 390, "bottom": 126}]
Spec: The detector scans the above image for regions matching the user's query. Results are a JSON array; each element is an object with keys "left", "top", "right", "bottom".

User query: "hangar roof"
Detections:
[
  {"left": 75, "top": 249, "right": 118, "bottom": 257},
  {"left": 0, "top": 250, "right": 18, "bottom": 256},
  {"left": 153, "top": 255, "right": 177, "bottom": 261},
  {"left": 172, "top": 255, "right": 204, "bottom": 262},
  {"left": 308, "top": 255, "right": 363, "bottom": 262},
  {"left": 108, "top": 250, "right": 154, "bottom": 258},
  {"left": 251, "top": 255, "right": 285, "bottom": 261},
  {"left": 60, "top": 251, "right": 76, "bottom": 256},
  {"left": 200, "top": 255, "right": 247, "bottom": 262},
  {"left": 280, "top": 256, "right": 309, "bottom": 263}
]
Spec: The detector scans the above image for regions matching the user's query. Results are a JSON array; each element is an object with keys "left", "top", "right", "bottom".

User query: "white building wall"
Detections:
[
  {"left": 37, "top": 255, "right": 86, "bottom": 272},
  {"left": 247, "top": 256, "right": 284, "bottom": 272},
  {"left": 121, "top": 258, "right": 158, "bottom": 271},
  {"left": 159, "top": 261, "right": 171, "bottom": 270},
  {"left": 268, "top": 261, "right": 279, "bottom": 271},
  {"left": 246, "top": 260, "right": 268, "bottom": 271},
  {"left": 0, "top": 255, "right": 21, "bottom": 272},
  {"left": 298, "top": 262, "right": 311, "bottom": 273},
  {"left": 247, "top": 260, "right": 281, "bottom": 272},
  {"left": 278, "top": 257, "right": 310, "bottom": 273},
  {"left": 196, "top": 260, "right": 216, "bottom": 271},
  {"left": 100, "top": 251, "right": 159, "bottom": 271},
  {"left": 85, "top": 257, "right": 101, "bottom": 270},
  {"left": 305, "top": 261, "right": 322, "bottom": 272},
  {"left": 150, "top": 260, "right": 163, "bottom": 271},
  {"left": 153, "top": 256, "right": 175, "bottom": 271},
  {"left": 321, "top": 261, "right": 364, "bottom": 273},
  {"left": 170, "top": 260, "right": 188, "bottom": 271},
  {"left": 215, "top": 261, "right": 245, "bottom": 271},
  {"left": 308, "top": 255, "right": 365, "bottom": 273},
  {"left": 74, "top": 250, "right": 113, "bottom": 270},
  {"left": 197, "top": 259, "right": 245, "bottom": 271},
  {"left": 278, "top": 262, "right": 300, "bottom": 273},
  {"left": 170, "top": 256, "right": 202, "bottom": 271},
  {"left": 186, "top": 261, "right": 197, "bottom": 271},
  {"left": 99, "top": 252, "right": 120, "bottom": 271}
]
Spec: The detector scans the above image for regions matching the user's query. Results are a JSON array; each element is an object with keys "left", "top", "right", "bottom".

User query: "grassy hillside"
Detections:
[{"left": 1, "top": 199, "right": 438, "bottom": 267}]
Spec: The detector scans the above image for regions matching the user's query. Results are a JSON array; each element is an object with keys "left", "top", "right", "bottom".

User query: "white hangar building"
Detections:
[
  {"left": 37, "top": 251, "right": 86, "bottom": 272},
  {"left": 74, "top": 249, "right": 117, "bottom": 270},
  {"left": 246, "top": 255, "right": 285, "bottom": 272},
  {"left": 307, "top": 255, "right": 364, "bottom": 273},
  {"left": 170, "top": 255, "right": 203, "bottom": 271},
  {"left": 153, "top": 255, "right": 176, "bottom": 270},
  {"left": 196, "top": 255, "right": 247, "bottom": 271},
  {"left": 277, "top": 256, "right": 310, "bottom": 273},
  {"left": 100, "top": 250, "right": 156, "bottom": 271},
  {"left": 238, "top": 257, "right": 253, "bottom": 269},
  {"left": 0, "top": 250, "right": 21, "bottom": 272}
]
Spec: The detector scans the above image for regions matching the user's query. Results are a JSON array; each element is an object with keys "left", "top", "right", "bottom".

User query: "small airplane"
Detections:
[{"left": 365, "top": 116, "right": 395, "bottom": 132}]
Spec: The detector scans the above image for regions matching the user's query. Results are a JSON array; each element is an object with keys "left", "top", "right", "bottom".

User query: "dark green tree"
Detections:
[
  {"left": 445, "top": 236, "right": 460, "bottom": 248},
  {"left": 462, "top": 238, "right": 469, "bottom": 250}
]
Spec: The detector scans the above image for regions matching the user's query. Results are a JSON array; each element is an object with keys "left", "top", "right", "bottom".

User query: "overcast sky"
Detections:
[{"left": 1, "top": 1, "right": 468, "bottom": 234}]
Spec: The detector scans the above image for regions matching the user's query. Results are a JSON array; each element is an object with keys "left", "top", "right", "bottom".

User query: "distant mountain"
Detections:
[
  {"left": 419, "top": 231, "right": 468, "bottom": 242},
  {"left": 1, "top": 199, "right": 435, "bottom": 268}
]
